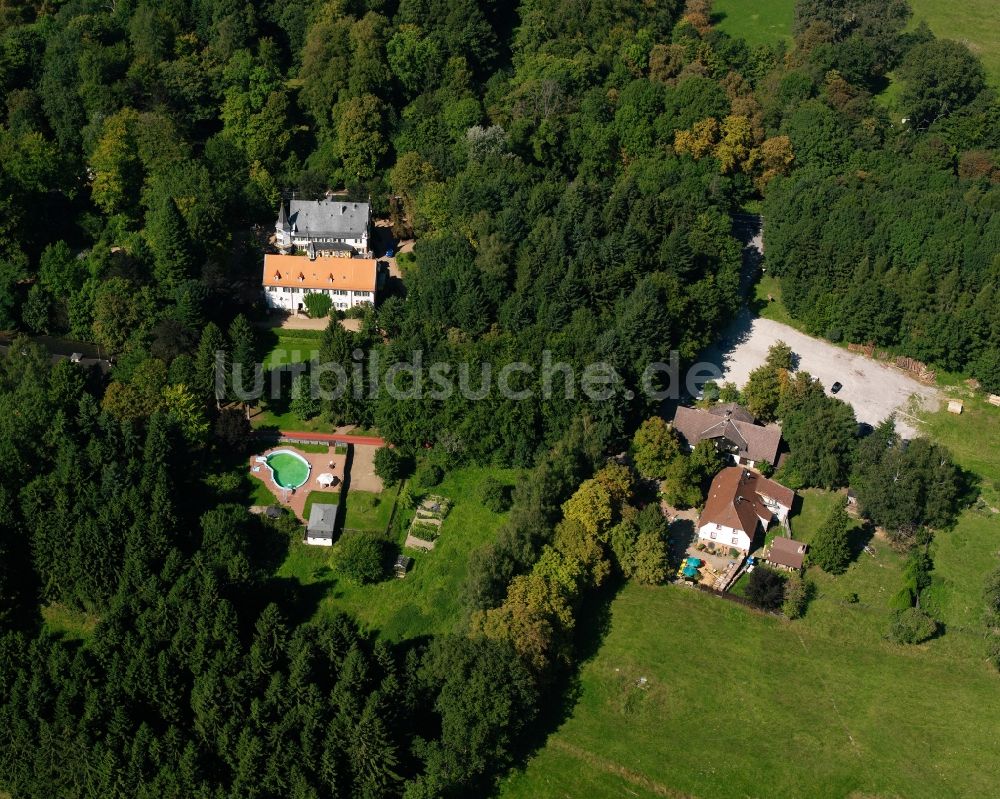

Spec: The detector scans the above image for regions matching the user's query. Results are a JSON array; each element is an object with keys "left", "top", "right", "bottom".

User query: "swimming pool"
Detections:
[{"left": 264, "top": 449, "right": 311, "bottom": 489}]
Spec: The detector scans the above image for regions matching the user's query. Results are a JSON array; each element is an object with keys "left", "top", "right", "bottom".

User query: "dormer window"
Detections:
[
  {"left": 297, "top": 272, "right": 305, "bottom": 282},
  {"left": 273, "top": 271, "right": 281, "bottom": 280}
]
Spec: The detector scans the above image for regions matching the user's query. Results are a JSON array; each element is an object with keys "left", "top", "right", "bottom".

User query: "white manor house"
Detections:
[
  {"left": 262, "top": 253, "right": 383, "bottom": 313},
  {"left": 264, "top": 196, "right": 384, "bottom": 313}
]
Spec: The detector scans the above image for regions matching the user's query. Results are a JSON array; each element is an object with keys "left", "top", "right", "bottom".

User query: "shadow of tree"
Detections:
[
  {"left": 668, "top": 518, "right": 696, "bottom": 563},
  {"left": 507, "top": 577, "right": 628, "bottom": 774},
  {"left": 847, "top": 520, "right": 876, "bottom": 563}
]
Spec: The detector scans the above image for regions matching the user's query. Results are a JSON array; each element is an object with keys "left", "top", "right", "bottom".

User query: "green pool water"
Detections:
[{"left": 265, "top": 450, "right": 310, "bottom": 489}]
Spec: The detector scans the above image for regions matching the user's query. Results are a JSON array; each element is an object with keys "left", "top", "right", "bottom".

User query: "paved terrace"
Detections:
[{"left": 251, "top": 445, "right": 347, "bottom": 521}]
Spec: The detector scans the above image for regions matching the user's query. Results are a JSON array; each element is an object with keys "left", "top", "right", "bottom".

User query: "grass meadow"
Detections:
[
  {"left": 500, "top": 582, "right": 1000, "bottom": 799},
  {"left": 502, "top": 397, "right": 1000, "bottom": 799},
  {"left": 908, "top": 0, "right": 1000, "bottom": 84},
  {"left": 276, "top": 467, "right": 520, "bottom": 640},
  {"left": 713, "top": 0, "right": 1000, "bottom": 84},
  {"left": 713, "top": 0, "right": 794, "bottom": 47}
]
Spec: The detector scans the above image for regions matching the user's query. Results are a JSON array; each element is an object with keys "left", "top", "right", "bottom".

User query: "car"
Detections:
[{"left": 831, "top": 381, "right": 843, "bottom": 394}]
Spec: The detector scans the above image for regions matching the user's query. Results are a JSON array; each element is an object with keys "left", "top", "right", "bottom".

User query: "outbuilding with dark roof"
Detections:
[
  {"left": 766, "top": 536, "right": 808, "bottom": 571},
  {"left": 306, "top": 503, "right": 339, "bottom": 546}
]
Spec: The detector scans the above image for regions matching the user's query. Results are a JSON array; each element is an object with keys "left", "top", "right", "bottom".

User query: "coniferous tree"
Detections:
[
  {"left": 195, "top": 322, "right": 227, "bottom": 409},
  {"left": 146, "top": 195, "right": 195, "bottom": 294},
  {"left": 810, "top": 502, "right": 853, "bottom": 575}
]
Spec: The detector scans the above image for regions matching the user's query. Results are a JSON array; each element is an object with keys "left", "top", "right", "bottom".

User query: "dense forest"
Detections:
[{"left": 1, "top": 0, "right": 998, "bottom": 796}]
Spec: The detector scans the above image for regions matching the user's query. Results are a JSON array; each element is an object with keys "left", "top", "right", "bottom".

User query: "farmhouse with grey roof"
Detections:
[{"left": 671, "top": 403, "right": 783, "bottom": 468}]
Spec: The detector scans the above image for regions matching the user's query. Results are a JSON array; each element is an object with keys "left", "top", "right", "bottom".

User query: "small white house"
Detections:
[
  {"left": 697, "top": 467, "right": 795, "bottom": 553},
  {"left": 276, "top": 199, "right": 371, "bottom": 256},
  {"left": 306, "top": 503, "right": 338, "bottom": 546},
  {"left": 262, "top": 254, "right": 380, "bottom": 313}
]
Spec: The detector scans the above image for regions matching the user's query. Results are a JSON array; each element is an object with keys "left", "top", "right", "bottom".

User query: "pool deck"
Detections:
[{"left": 250, "top": 444, "right": 348, "bottom": 521}]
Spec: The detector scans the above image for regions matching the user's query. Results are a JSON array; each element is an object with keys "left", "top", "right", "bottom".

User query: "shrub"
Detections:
[
  {"left": 333, "top": 533, "right": 385, "bottom": 585},
  {"left": 782, "top": 574, "right": 810, "bottom": 619},
  {"left": 374, "top": 446, "right": 405, "bottom": 484},
  {"left": 415, "top": 462, "right": 443, "bottom": 488},
  {"left": 480, "top": 476, "right": 513, "bottom": 513},
  {"left": 744, "top": 566, "right": 786, "bottom": 611},
  {"left": 987, "top": 637, "right": 1000, "bottom": 672},
  {"left": 887, "top": 607, "right": 938, "bottom": 644},
  {"left": 303, "top": 292, "right": 333, "bottom": 319}
]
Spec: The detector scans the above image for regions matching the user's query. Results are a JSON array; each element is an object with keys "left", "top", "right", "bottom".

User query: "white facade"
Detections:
[
  {"left": 263, "top": 285, "right": 374, "bottom": 313},
  {"left": 276, "top": 199, "right": 371, "bottom": 256},
  {"left": 305, "top": 532, "right": 333, "bottom": 547},
  {"left": 698, "top": 522, "right": 753, "bottom": 552},
  {"left": 758, "top": 494, "right": 791, "bottom": 523}
]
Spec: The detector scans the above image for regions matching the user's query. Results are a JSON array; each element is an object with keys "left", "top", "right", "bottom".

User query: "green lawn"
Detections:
[
  {"left": 275, "top": 467, "right": 520, "bottom": 640},
  {"left": 294, "top": 442, "right": 331, "bottom": 454},
  {"left": 303, "top": 490, "right": 341, "bottom": 522},
  {"left": 752, "top": 272, "right": 798, "bottom": 328},
  {"left": 253, "top": 328, "right": 336, "bottom": 432},
  {"left": 915, "top": 394, "right": 1000, "bottom": 635},
  {"left": 251, "top": 407, "right": 341, "bottom": 433},
  {"left": 713, "top": 0, "right": 794, "bottom": 47},
  {"left": 258, "top": 328, "right": 325, "bottom": 369},
  {"left": 919, "top": 394, "right": 1000, "bottom": 504},
  {"left": 342, "top": 488, "right": 397, "bottom": 532},
  {"left": 248, "top": 472, "right": 279, "bottom": 506},
  {"left": 789, "top": 488, "right": 850, "bottom": 542},
  {"left": 501, "top": 583, "right": 1000, "bottom": 799}
]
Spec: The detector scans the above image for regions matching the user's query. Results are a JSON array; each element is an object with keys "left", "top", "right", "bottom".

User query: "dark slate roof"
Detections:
[
  {"left": 672, "top": 405, "right": 783, "bottom": 465},
  {"left": 307, "top": 503, "right": 339, "bottom": 535},
  {"left": 288, "top": 199, "right": 369, "bottom": 239},
  {"left": 767, "top": 536, "right": 808, "bottom": 570}
]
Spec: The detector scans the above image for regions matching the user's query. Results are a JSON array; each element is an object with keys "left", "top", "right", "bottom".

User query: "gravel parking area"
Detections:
[
  {"left": 700, "top": 310, "right": 941, "bottom": 439},
  {"left": 347, "top": 443, "right": 384, "bottom": 493}
]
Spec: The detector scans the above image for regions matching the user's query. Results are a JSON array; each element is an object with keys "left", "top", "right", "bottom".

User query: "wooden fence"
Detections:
[
  {"left": 688, "top": 582, "right": 781, "bottom": 616},
  {"left": 846, "top": 342, "right": 936, "bottom": 383}
]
